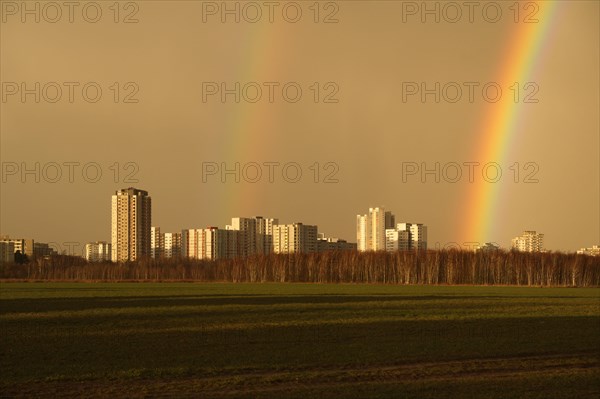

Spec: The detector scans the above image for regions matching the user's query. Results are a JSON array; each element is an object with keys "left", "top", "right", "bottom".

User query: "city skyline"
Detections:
[{"left": 3, "top": 186, "right": 598, "bottom": 260}]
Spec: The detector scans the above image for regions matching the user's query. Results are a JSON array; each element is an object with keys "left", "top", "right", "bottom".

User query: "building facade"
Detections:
[
  {"left": 181, "top": 228, "right": 239, "bottom": 260},
  {"left": 317, "top": 233, "right": 357, "bottom": 252},
  {"left": 511, "top": 231, "right": 544, "bottom": 252},
  {"left": 356, "top": 214, "right": 368, "bottom": 251},
  {"left": 111, "top": 188, "right": 152, "bottom": 262},
  {"left": 0, "top": 237, "right": 37, "bottom": 259},
  {"left": 397, "top": 223, "right": 428, "bottom": 250},
  {"left": 151, "top": 227, "right": 163, "bottom": 259},
  {"left": 255, "top": 216, "right": 278, "bottom": 254},
  {"left": 476, "top": 242, "right": 501, "bottom": 252},
  {"left": 163, "top": 232, "right": 182, "bottom": 258},
  {"left": 151, "top": 227, "right": 182, "bottom": 259},
  {"left": 227, "top": 216, "right": 278, "bottom": 256},
  {"left": 33, "top": 242, "right": 54, "bottom": 258},
  {"left": 85, "top": 241, "right": 112, "bottom": 262},
  {"left": 0, "top": 241, "right": 15, "bottom": 264},
  {"left": 576, "top": 245, "right": 599, "bottom": 256},
  {"left": 385, "top": 229, "right": 410, "bottom": 251},
  {"left": 272, "top": 223, "right": 318, "bottom": 254},
  {"left": 227, "top": 217, "right": 256, "bottom": 257},
  {"left": 356, "top": 207, "right": 396, "bottom": 251}
]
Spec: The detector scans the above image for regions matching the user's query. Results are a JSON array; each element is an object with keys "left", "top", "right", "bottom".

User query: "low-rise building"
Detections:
[
  {"left": 317, "top": 233, "right": 357, "bottom": 252},
  {"left": 577, "top": 245, "right": 600, "bottom": 256},
  {"left": 85, "top": 241, "right": 112, "bottom": 262},
  {"left": 33, "top": 242, "right": 55, "bottom": 258},
  {"left": 0, "top": 237, "right": 35, "bottom": 258},
  {"left": 476, "top": 242, "right": 501, "bottom": 252},
  {"left": 0, "top": 241, "right": 15, "bottom": 264}
]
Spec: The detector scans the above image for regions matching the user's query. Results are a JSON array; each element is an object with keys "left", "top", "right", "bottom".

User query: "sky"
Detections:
[{"left": 1, "top": 0, "right": 598, "bottom": 253}]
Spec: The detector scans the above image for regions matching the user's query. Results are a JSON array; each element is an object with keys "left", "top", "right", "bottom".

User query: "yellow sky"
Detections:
[{"left": 1, "top": 1, "right": 598, "bottom": 252}]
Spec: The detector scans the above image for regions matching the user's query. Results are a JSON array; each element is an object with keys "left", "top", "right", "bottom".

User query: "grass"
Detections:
[{"left": 1, "top": 283, "right": 599, "bottom": 398}]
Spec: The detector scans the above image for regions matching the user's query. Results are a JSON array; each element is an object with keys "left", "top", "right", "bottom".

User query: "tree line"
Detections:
[{"left": 1, "top": 250, "right": 598, "bottom": 287}]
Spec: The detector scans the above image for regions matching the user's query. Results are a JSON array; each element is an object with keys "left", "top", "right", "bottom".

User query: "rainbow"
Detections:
[
  {"left": 463, "top": 1, "right": 561, "bottom": 244},
  {"left": 212, "top": 2, "right": 562, "bottom": 237},
  {"left": 218, "top": 24, "right": 282, "bottom": 215}
]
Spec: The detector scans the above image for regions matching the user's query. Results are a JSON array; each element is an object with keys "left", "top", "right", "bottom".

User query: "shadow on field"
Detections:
[
  {"left": 1, "top": 314, "right": 599, "bottom": 384},
  {"left": 0, "top": 293, "right": 580, "bottom": 314}
]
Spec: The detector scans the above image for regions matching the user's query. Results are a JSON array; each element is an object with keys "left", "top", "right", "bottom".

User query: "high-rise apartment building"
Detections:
[
  {"left": 151, "top": 227, "right": 163, "bottom": 259},
  {"left": 272, "top": 223, "right": 318, "bottom": 254},
  {"left": 255, "top": 216, "right": 278, "bottom": 254},
  {"left": 111, "top": 188, "right": 152, "bottom": 262},
  {"left": 511, "top": 231, "right": 544, "bottom": 252},
  {"left": 356, "top": 214, "right": 368, "bottom": 251},
  {"left": 397, "top": 223, "right": 428, "bottom": 250},
  {"left": 181, "top": 229, "right": 201, "bottom": 259},
  {"left": 356, "top": 207, "right": 395, "bottom": 251},
  {"left": 227, "top": 216, "right": 278, "bottom": 256},
  {"left": 370, "top": 208, "right": 394, "bottom": 250},
  {"left": 151, "top": 227, "right": 182, "bottom": 259},
  {"left": 385, "top": 229, "right": 410, "bottom": 251},
  {"left": 227, "top": 217, "right": 256, "bottom": 257},
  {"left": 163, "top": 232, "right": 182, "bottom": 258},
  {"left": 85, "top": 241, "right": 112, "bottom": 262}
]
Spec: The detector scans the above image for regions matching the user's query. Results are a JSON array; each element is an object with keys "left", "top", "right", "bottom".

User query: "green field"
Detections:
[{"left": 1, "top": 283, "right": 599, "bottom": 398}]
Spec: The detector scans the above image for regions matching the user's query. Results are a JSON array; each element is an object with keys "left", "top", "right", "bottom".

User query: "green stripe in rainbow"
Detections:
[{"left": 463, "top": 0, "right": 561, "bottom": 244}]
